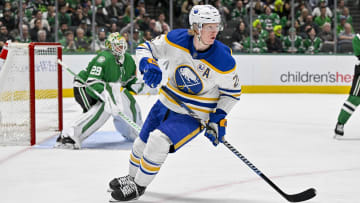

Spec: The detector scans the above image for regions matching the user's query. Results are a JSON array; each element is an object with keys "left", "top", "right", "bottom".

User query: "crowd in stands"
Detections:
[
  {"left": 0, "top": 0, "right": 358, "bottom": 54},
  {"left": 217, "top": 0, "right": 358, "bottom": 54}
]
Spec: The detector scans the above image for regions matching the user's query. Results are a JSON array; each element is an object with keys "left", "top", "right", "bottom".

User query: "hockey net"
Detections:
[{"left": 0, "top": 42, "right": 62, "bottom": 146}]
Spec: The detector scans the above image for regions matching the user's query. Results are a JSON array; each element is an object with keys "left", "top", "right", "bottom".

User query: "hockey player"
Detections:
[
  {"left": 334, "top": 34, "right": 360, "bottom": 137},
  {"left": 108, "top": 5, "right": 241, "bottom": 202},
  {"left": 55, "top": 32, "right": 143, "bottom": 149}
]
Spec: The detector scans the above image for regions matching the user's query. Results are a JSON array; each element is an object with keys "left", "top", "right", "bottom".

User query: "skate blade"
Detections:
[
  {"left": 53, "top": 143, "right": 79, "bottom": 150},
  {"left": 109, "top": 197, "right": 139, "bottom": 202},
  {"left": 334, "top": 135, "right": 360, "bottom": 141}
]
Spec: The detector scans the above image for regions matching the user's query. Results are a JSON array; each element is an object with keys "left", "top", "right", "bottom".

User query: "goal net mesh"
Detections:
[{"left": 0, "top": 43, "right": 61, "bottom": 145}]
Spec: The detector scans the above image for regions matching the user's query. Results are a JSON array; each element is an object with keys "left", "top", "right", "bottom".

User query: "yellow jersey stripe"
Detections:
[
  {"left": 167, "top": 83, "right": 219, "bottom": 101},
  {"left": 175, "top": 127, "right": 201, "bottom": 150},
  {"left": 164, "top": 35, "right": 190, "bottom": 53},
  {"left": 160, "top": 89, "right": 213, "bottom": 113}
]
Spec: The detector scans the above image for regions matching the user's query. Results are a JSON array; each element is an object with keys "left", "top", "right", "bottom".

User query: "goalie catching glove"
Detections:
[
  {"left": 204, "top": 109, "right": 227, "bottom": 146},
  {"left": 139, "top": 57, "right": 162, "bottom": 88}
]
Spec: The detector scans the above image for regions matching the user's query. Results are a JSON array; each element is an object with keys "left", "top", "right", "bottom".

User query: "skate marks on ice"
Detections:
[{"left": 33, "top": 131, "right": 133, "bottom": 150}]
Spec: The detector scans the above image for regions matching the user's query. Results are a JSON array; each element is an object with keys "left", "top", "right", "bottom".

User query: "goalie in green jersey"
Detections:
[
  {"left": 55, "top": 32, "right": 144, "bottom": 149},
  {"left": 334, "top": 34, "right": 360, "bottom": 138}
]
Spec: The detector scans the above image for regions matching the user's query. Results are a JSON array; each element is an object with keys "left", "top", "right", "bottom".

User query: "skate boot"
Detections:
[
  {"left": 334, "top": 122, "right": 344, "bottom": 137},
  {"left": 109, "top": 181, "right": 146, "bottom": 202},
  {"left": 108, "top": 175, "right": 134, "bottom": 192},
  {"left": 54, "top": 133, "right": 80, "bottom": 149}
]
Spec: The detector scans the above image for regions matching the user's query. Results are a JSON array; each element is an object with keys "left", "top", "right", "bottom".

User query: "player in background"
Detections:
[
  {"left": 334, "top": 34, "right": 360, "bottom": 137},
  {"left": 0, "top": 41, "right": 9, "bottom": 71},
  {"left": 107, "top": 5, "right": 241, "bottom": 202},
  {"left": 55, "top": 32, "right": 144, "bottom": 149}
]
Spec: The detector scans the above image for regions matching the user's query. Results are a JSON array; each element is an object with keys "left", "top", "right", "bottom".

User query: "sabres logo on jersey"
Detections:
[{"left": 175, "top": 65, "right": 203, "bottom": 95}]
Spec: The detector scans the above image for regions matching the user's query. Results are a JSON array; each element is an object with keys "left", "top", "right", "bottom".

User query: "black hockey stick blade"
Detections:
[{"left": 284, "top": 188, "right": 316, "bottom": 202}]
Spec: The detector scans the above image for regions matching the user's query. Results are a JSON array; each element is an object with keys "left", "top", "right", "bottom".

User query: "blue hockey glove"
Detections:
[
  {"left": 139, "top": 57, "right": 162, "bottom": 88},
  {"left": 204, "top": 109, "right": 227, "bottom": 147}
]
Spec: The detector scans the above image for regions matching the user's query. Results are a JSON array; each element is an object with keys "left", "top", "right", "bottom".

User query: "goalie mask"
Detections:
[
  {"left": 105, "top": 32, "right": 128, "bottom": 58},
  {"left": 189, "top": 5, "right": 223, "bottom": 32}
]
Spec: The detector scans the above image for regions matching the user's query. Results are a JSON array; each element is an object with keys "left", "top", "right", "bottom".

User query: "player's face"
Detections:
[
  {"left": 114, "top": 44, "right": 125, "bottom": 55},
  {"left": 200, "top": 23, "right": 220, "bottom": 45}
]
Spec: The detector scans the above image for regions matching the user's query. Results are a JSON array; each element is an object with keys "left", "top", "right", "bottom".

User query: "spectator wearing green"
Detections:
[
  {"left": 231, "top": 0, "right": 247, "bottom": 21},
  {"left": 243, "top": 28, "right": 268, "bottom": 53},
  {"left": 253, "top": 19, "right": 269, "bottom": 40},
  {"left": 334, "top": 34, "right": 360, "bottom": 137},
  {"left": 314, "top": 6, "right": 331, "bottom": 27},
  {"left": 58, "top": 5, "right": 72, "bottom": 26},
  {"left": 303, "top": 27, "right": 323, "bottom": 54},
  {"left": 283, "top": 27, "right": 304, "bottom": 53},
  {"left": 337, "top": 15, "right": 354, "bottom": 35},
  {"left": 258, "top": 6, "right": 280, "bottom": 32},
  {"left": 60, "top": 30, "right": 77, "bottom": 53},
  {"left": 337, "top": 7, "right": 353, "bottom": 26}
]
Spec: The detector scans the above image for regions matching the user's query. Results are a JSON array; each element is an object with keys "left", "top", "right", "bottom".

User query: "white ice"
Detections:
[{"left": 1, "top": 93, "right": 360, "bottom": 203}]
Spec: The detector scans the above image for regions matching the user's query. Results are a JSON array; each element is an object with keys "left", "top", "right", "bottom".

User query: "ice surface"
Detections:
[{"left": 0, "top": 93, "right": 359, "bottom": 203}]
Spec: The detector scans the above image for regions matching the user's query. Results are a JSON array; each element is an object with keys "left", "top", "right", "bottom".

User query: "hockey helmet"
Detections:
[
  {"left": 189, "top": 5, "right": 223, "bottom": 31},
  {"left": 105, "top": 32, "right": 128, "bottom": 57}
]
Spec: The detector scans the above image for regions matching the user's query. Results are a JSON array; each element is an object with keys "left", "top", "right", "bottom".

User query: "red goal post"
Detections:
[{"left": 0, "top": 42, "right": 63, "bottom": 146}]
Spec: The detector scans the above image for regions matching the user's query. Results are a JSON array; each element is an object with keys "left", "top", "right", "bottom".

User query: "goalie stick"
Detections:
[
  {"left": 160, "top": 86, "right": 316, "bottom": 202},
  {"left": 57, "top": 59, "right": 141, "bottom": 134}
]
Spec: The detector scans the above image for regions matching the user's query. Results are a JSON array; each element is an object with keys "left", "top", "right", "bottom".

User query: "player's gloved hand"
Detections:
[
  {"left": 139, "top": 57, "right": 162, "bottom": 88},
  {"left": 204, "top": 109, "right": 227, "bottom": 147}
]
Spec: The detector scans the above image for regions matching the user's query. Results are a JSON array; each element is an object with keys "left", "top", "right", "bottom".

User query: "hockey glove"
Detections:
[
  {"left": 204, "top": 109, "right": 227, "bottom": 147},
  {"left": 139, "top": 57, "right": 162, "bottom": 88}
]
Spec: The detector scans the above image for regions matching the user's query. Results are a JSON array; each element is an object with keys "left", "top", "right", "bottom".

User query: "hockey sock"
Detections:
[
  {"left": 129, "top": 137, "right": 146, "bottom": 177},
  {"left": 338, "top": 96, "right": 360, "bottom": 124},
  {"left": 134, "top": 130, "right": 171, "bottom": 187}
]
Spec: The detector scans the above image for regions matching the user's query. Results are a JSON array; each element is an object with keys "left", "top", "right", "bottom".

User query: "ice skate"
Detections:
[
  {"left": 334, "top": 123, "right": 344, "bottom": 138},
  {"left": 108, "top": 175, "right": 134, "bottom": 192},
  {"left": 109, "top": 181, "right": 145, "bottom": 202},
  {"left": 54, "top": 133, "right": 80, "bottom": 149}
]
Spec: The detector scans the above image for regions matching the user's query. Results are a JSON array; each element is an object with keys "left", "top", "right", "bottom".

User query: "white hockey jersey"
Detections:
[{"left": 136, "top": 29, "right": 241, "bottom": 120}]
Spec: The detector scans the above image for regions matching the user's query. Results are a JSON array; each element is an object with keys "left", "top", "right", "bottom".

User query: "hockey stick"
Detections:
[
  {"left": 160, "top": 86, "right": 316, "bottom": 202},
  {"left": 58, "top": 59, "right": 141, "bottom": 133}
]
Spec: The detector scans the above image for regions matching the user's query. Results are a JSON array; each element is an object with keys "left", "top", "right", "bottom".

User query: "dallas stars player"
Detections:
[
  {"left": 55, "top": 32, "right": 143, "bottom": 149},
  {"left": 334, "top": 34, "right": 360, "bottom": 137}
]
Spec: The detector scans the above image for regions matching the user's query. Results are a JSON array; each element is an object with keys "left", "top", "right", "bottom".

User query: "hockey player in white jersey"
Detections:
[{"left": 108, "top": 5, "right": 241, "bottom": 201}]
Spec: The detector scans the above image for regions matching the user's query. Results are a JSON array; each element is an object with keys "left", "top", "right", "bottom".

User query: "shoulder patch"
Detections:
[{"left": 97, "top": 56, "right": 105, "bottom": 63}]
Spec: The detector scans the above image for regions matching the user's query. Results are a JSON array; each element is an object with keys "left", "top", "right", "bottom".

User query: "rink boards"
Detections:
[{"left": 60, "top": 54, "right": 358, "bottom": 97}]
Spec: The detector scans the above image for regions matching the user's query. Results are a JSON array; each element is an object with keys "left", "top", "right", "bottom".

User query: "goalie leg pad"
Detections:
[
  {"left": 134, "top": 130, "right": 172, "bottom": 187},
  {"left": 113, "top": 89, "right": 143, "bottom": 141},
  {"left": 60, "top": 102, "right": 111, "bottom": 148}
]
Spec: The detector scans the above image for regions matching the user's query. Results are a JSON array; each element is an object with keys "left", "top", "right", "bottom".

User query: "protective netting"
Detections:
[{"left": 0, "top": 43, "right": 61, "bottom": 145}]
